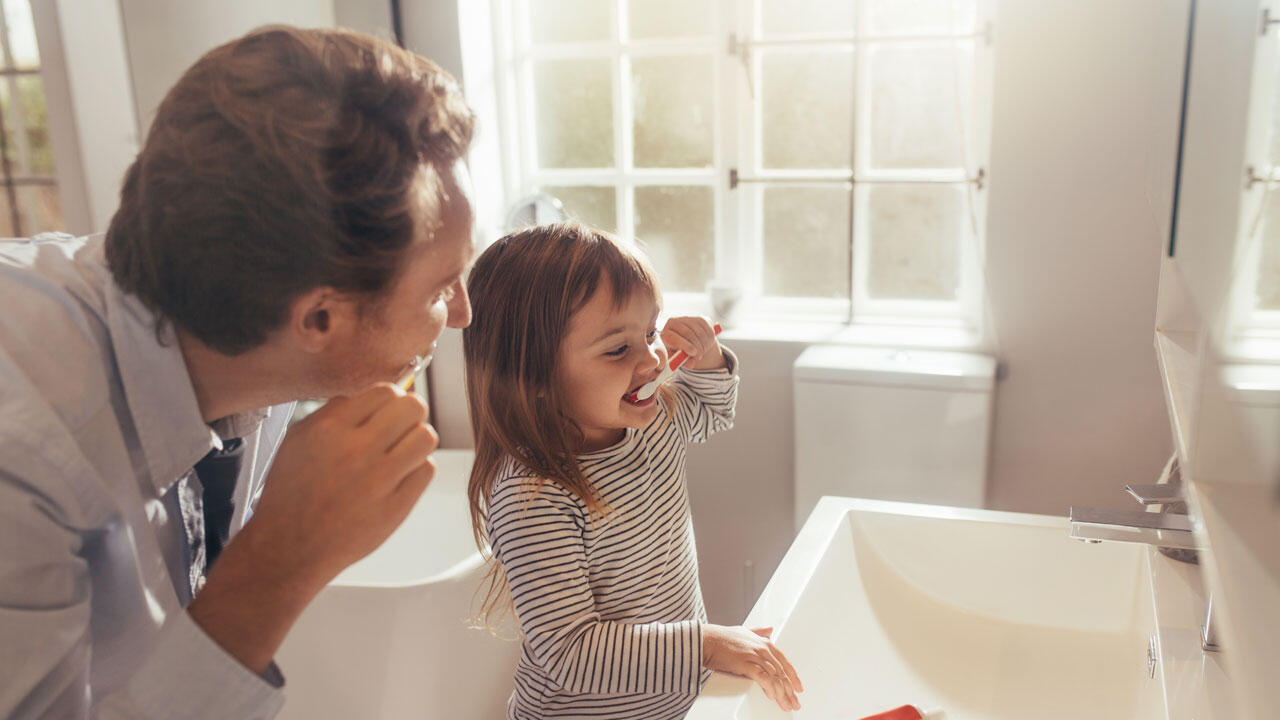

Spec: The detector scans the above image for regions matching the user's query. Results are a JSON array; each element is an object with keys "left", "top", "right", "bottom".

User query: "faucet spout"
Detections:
[{"left": 1068, "top": 507, "right": 1199, "bottom": 550}]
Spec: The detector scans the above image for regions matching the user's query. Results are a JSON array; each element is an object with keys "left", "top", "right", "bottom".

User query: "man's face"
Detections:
[{"left": 320, "top": 160, "right": 476, "bottom": 394}]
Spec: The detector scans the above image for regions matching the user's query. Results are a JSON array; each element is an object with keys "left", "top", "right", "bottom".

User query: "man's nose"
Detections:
[{"left": 446, "top": 280, "right": 471, "bottom": 329}]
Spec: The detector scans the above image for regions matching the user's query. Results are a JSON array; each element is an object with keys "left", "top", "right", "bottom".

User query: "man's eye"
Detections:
[{"left": 605, "top": 345, "right": 628, "bottom": 357}]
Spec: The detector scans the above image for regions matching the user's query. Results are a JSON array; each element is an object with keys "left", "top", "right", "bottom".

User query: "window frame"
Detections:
[{"left": 490, "top": 0, "right": 994, "bottom": 342}]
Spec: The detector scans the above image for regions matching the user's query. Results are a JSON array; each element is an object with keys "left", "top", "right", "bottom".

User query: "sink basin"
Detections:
[{"left": 688, "top": 497, "right": 1165, "bottom": 720}]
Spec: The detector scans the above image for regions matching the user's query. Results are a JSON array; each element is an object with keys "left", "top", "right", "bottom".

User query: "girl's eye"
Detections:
[
  {"left": 604, "top": 345, "right": 629, "bottom": 357},
  {"left": 646, "top": 330, "right": 658, "bottom": 342}
]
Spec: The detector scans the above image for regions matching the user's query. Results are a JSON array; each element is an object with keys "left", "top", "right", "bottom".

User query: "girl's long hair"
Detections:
[{"left": 463, "top": 222, "right": 667, "bottom": 629}]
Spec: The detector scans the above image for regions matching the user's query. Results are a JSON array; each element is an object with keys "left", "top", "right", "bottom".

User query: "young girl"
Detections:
[{"left": 463, "top": 222, "right": 803, "bottom": 719}]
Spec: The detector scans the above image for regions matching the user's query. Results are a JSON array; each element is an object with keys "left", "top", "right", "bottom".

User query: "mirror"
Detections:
[{"left": 1164, "top": 0, "right": 1280, "bottom": 715}]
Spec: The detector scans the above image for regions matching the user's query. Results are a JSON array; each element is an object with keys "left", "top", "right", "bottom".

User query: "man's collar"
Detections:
[{"left": 100, "top": 249, "right": 270, "bottom": 494}]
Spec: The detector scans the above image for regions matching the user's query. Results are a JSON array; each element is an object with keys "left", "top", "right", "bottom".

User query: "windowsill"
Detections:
[
  {"left": 716, "top": 320, "right": 987, "bottom": 352},
  {"left": 662, "top": 293, "right": 986, "bottom": 352}
]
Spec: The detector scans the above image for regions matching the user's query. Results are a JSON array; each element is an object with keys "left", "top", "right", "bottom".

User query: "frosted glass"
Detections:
[
  {"left": 2, "top": 0, "right": 39, "bottom": 69},
  {"left": 18, "top": 76, "right": 51, "bottom": 174},
  {"left": 762, "top": 51, "right": 853, "bottom": 170},
  {"left": 865, "top": 184, "right": 964, "bottom": 301},
  {"left": 762, "top": 185, "right": 851, "bottom": 298},
  {"left": 1258, "top": 191, "right": 1280, "bottom": 310},
  {"left": 20, "top": 185, "right": 62, "bottom": 234},
  {"left": 1271, "top": 40, "right": 1280, "bottom": 165},
  {"left": 760, "top": 0, "right": 853, "bottom": 37},
  {"left": 534, "top": 59, "right": 614, "bottom": 168},
  {"left": 868, "top": 44, "right": 969, "bottom": 171},
  {"left": 634, "top": 186, "right": 714, "bottom": 292},
  {"left": 542, "top": 185, "right": 617, "bottom": 233},
  {"left": 529, "top": 0, "right": 610, "bottom": 44},
  {"left": 868, "top": 0, "right": 977, "bottom": 35},
  {"left": 632, "top": 56, "right": 713, "bottom": 168},
  {"left": 629, "top": 0, "right": 712, "bottom": 38}
]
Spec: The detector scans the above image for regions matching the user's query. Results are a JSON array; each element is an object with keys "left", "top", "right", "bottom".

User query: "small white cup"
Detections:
[{"left": 707, "top": 281, "right": 744, "bottom": 328}]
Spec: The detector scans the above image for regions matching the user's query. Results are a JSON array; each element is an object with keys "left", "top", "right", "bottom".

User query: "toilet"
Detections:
[{"left": 792, "top": 345, "right": 997, "bottom": 529}]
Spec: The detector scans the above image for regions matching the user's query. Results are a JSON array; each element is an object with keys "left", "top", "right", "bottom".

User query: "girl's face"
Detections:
[{"left": 556, "top": 280, "right": 667, "bottom": 452}]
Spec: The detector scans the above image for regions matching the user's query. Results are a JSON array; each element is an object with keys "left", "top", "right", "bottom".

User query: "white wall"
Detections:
[
  {"left": 981, "top": 0, "right": 1175, "bottom": 516},
  {"left": 117, "top": 0, "right": 335, "bottom": 134}
]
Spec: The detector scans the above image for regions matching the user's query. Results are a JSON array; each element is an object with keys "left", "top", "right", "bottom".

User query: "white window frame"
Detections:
[
  {"left": 1225, "top": 5, "right": 1280, "bottom": 361},
  {"left": 489, "top": 0, "right": 994, "bottom": 343}
]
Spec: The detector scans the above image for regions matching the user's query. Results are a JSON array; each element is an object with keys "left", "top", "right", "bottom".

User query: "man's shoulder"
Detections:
[{"left": 0, "top": 233, "right": 121, "bottom": 452}]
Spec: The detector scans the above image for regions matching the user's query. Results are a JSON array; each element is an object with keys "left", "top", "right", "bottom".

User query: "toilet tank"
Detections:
[{"left": 793, "top": 345, "right": 997, "bottom": 529}]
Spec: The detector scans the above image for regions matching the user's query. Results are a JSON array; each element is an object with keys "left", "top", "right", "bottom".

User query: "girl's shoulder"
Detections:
[{"left": 489, "top": 459, "right": 582, "bottom": 515}]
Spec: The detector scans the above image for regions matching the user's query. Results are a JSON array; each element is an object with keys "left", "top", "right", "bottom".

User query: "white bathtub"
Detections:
[
  {"left": 276, "top": 449, "right": 520, "bottom": 719},
  {"left": 688, "top": 497, "right": 1164, "bottom": 720}
]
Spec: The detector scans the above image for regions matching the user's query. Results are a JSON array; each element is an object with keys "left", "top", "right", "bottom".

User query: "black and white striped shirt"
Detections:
[{"left": 487, "top": 353, "right": 738, "bottom": 720}]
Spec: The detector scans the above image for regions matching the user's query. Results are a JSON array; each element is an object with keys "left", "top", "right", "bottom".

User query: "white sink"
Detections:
[{"left": 688, "top": 497, "right": 1166, "bottom": 720}]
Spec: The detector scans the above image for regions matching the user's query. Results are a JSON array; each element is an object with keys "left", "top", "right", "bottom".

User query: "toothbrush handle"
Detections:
[{"left": 666, "top": 323, "right": 722, "bottom": 371}]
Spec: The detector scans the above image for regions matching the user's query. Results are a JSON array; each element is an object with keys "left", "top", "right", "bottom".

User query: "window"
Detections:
[
  {"left": 493, "top": 0, "right": 993, "bottom": 333},
  {"left": 0, "top": 0, "right": 61, "bottom": 236},
  {"left": 1229, "top": 7, "right": 1280, "bottom": 358}
]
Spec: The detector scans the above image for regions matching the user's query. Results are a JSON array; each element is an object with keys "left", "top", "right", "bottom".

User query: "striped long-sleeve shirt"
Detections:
[{"left": 487, "top": 351, "right": 739, "bottom": 720}]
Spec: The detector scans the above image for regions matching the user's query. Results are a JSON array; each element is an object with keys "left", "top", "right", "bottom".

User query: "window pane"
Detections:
[
  {"left": 0, "top": 192, "right": 13, "bottom": 236},
  {"left": 19, "top": 184, "right": 61, "bottom": 234},
  {"left": 1271, "top": 39, "right": 1280, "bottom": 165},
  {"left": 762, "top": 185, "right": 850, "bottom": 298},
  {"left": 632, "top": 55, "right": 713, "bottom": 168},
  {"left": 2, "top": 0, "right": 39, "bottom": 70},
  {"left": 541, "top": 185, "right": 616, "bottom": 233},
  {"left": 762, "top": 51, "right": 852, "bottom": 170},
  {"left": 864, "top": 184, "right": 965, "bottom": 301},
  {"left": 760, "top": 0, "right": 853, "bottom": 37},
  {"left": 868, "top": 44, "right": 970, "bottom": 171},
  {"left": 1258, "top": 190, "right": 1280, "bottom": 310},
  {"left": 634, "top": 185, "right": 713, "bottom": 292},
  {"left": 18, "top": 75, "right": 50, "bottom": 174},
  {"left": 868, "top": 0, "right": 977, "bottom": 35},
  {"left": 529, "top": 0, "right": 610, "bottom": 44},
  {"left": 629, "top": 0, "right": 712, "bottom": 39},
  {"left": 534, "top": 59, "right": 614, "bottom": 169}
]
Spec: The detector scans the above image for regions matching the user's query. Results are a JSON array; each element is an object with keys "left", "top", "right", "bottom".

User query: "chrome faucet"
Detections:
[{"left": 1069, "top": 484, "right": 1219, "bottom": 651}]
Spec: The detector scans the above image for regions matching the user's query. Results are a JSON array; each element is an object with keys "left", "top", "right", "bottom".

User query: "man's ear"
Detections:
[{"left": 289, "top": 286, "right": 356, "bottom": 353}]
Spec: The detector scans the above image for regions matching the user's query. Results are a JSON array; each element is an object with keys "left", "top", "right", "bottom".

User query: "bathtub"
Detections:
[
  {"left": 687, "top": 497, "right": 1165, "bottom": 720},
  {"left": 276, "top": 449, "right": 520, "bottom": 719}
]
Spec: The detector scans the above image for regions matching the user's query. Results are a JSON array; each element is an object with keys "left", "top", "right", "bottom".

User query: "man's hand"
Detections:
[{"left": 189, "top": 383, "right": 437, "bottom": 674}]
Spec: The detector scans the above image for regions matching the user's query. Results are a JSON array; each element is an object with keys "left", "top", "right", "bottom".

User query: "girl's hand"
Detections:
[
  {"left": 661, "top": 316, "right": 725, "bottom": 371},
  {"left": 703, "top": 624, "right": 803, "bottom": 712}
]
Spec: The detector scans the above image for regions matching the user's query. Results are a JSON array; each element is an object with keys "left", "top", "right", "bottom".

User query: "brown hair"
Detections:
[
  {"left": 463, "top": 221, "right": 671, "bottom": 627},
  {"left": 106, "top": 26, "right": 474, "bottom": 355}
]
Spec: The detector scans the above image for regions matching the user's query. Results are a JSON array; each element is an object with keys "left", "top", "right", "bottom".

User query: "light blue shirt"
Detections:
[{"left": 0, "top": 233, "right": 292, "bottom": 718}]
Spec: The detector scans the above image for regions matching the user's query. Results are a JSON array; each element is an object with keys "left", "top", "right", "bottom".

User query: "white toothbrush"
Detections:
[{"left": 626, "top": 323, "right": 722, "bottom": 402}]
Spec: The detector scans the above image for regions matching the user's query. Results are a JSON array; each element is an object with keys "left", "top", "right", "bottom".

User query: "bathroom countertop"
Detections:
[{"left": 1148, "top": 548, "right": 1234, "bottom": 720}]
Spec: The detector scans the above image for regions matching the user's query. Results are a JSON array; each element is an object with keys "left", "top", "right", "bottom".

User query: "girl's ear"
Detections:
[{"left": 289, "top": 286, "right": 359, "bottom": 353}]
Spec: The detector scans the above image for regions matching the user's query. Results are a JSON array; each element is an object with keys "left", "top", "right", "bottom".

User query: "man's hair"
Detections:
[{"left": 106, "top": 26, "right": 475, "bottom": 355}]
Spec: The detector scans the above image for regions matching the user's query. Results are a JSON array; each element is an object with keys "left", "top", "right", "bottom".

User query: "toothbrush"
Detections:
[
  {"left": 626, "top": 323, "right": 722, "bottom": 402},
  {"left": 398, "top": 343, "right": 437, "bottom": 390}
]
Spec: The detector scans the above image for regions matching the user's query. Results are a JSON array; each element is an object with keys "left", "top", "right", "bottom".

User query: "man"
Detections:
[{"left": 0, "top": 26, "right": 475, "bottom": 717}]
